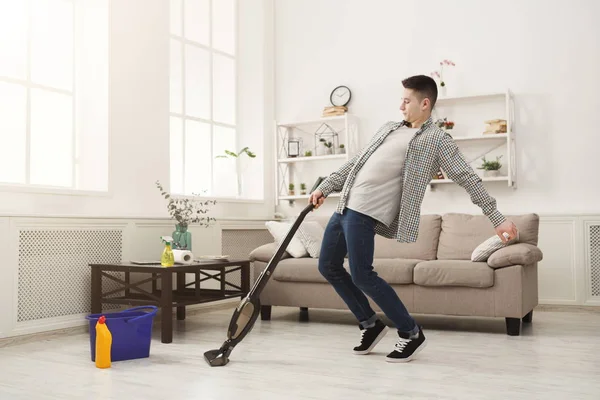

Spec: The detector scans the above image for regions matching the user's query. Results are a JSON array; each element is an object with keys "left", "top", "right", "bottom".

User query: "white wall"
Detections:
[
  {"left": 274, "top": 0, "right": 600, "bottom": 217},
  {"left": 0, "top": 0, "right": 275, "bottom": 221},
  {"left": 272, "top": 0, "right": 600, "bottom": 307}
]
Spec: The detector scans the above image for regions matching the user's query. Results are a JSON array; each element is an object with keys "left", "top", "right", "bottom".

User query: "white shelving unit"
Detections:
[
  {"left": 274, "top": 113, "right": 359, "bottom": 205},
  {"left": 429, "top": 89, "right": 516, "bottom": 189}
]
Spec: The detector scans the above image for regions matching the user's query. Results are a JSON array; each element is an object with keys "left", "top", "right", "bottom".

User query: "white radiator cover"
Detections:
[
  {"left": 17, "top": 229, "right": 124, "bottom": 322},
  {"left": 587, "top": 224, "right": 600, "bottom": 298}
]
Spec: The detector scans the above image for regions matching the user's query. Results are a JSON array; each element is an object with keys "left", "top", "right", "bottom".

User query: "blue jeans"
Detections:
[{"left": 318, "top": 208, "right": 418, "bottom": 335}]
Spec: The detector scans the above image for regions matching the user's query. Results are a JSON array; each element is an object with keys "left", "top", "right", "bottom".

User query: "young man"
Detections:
[{"left": 308, "top": 75, "right": 518, "bottom": 363}]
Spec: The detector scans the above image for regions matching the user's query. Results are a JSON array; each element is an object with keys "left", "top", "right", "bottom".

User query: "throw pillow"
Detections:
[
  {"left": 297, "top": 221, "right": 325, "bottom": 258},
  {"left": 265, "top": 221, "right": 308, "bottom": 258},
  {"left": 471, "top": 232, "right": 518, "bottom": 262}
]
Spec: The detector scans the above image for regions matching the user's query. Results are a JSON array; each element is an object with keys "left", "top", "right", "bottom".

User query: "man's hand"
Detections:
[
  {"left": 308, "top": 189, "right": 325, "bottom": 209},
  {"left": 495, "top": 220, "right": 518, "bottom": 243}
]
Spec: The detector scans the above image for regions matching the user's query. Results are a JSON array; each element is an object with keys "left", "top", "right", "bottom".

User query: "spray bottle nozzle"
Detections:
[{"left": 161, "top": 235, "right": 174, "bottom": 245}]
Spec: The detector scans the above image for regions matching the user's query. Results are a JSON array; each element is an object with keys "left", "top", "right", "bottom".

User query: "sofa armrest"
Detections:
[
  {"left": 487, "top": 243, "right": 543, "bottom": 269},
  {"left": 249, "top": 242, "right": 291, "bottom": 263}
]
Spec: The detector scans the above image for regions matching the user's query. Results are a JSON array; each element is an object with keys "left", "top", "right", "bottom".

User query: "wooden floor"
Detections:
[{"left": 1, "top": 306, "right": 599, "bottom": 399}]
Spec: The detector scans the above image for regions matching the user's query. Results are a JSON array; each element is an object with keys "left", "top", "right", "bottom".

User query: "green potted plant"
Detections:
[
  {"left": 435, "top": 118, "right": 454, "bottom": 130},
  {"left": 304, "top": 150, "right": 312, "bottom": 157},
  {"left": 155, "top": 180, "right": 217, "bottom": 251},
  {"left": 477, "top": 155, "right": 502, "bottom": 177},
  {"left": 338, "top": 144, "right": 345, "bottom": 154},
  {"left": 288, "top": 183, "right": 295, "bottom": 196},
  {"left": 300, "top": 183, "right": 307, "bottom": 195},
  {"left": 319, "top": 138, "right": 333, "bottom": 155}
]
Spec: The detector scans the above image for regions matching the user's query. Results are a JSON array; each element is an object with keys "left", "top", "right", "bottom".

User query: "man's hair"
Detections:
[{"left": 402, "top": 75, "right": 438, "bottom": 110}]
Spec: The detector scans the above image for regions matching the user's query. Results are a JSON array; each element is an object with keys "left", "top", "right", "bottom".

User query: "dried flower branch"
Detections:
[{"left": 155, "top": 180, "right": 217, "bottom": 227}]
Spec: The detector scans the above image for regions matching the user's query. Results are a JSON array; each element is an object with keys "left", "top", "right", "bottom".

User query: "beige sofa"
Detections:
[{"left": 249, "top": 213, "right": 543, "bottom": 336}]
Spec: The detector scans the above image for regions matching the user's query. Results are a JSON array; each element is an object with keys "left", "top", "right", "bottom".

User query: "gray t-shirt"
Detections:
[{"left": 346, "top": 127, "right": 417, "bottom": 227}]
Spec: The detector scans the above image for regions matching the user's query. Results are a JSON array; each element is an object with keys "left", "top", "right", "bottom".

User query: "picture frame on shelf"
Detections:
[{"left": 287, "top": 138, "right": 301, "bottom": 158}]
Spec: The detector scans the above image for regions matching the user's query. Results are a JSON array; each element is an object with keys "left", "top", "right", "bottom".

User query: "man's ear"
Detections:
[{"left": 421, "top": 98, "right": 430, "bottom": 111}]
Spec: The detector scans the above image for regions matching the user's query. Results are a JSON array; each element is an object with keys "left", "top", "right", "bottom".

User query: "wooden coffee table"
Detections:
[{"left": 89, "top": 259, "right": 250, "bottom": 343}]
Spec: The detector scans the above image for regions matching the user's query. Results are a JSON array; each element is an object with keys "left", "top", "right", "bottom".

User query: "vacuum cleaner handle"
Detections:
[{"left": 248, "top": 203, "right": 315, "bottom": 298}]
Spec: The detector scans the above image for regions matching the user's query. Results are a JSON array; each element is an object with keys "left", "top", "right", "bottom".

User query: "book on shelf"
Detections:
[
  {"left": 322, "top": 105, "right": 347, "bottom": 117},
  {"left": 483, "top": 119, "right": 507, "bottom": 134}
]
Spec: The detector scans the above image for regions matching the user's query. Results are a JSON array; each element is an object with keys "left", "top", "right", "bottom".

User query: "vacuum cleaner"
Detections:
[{"left": 204, "top": 202, "right": 315, "bottom": 367}]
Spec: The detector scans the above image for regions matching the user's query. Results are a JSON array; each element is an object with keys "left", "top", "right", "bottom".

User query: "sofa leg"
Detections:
[
  {"left": 505, "top": 318, "right": 521, "bottom": 336},
  {"left": 522, "top": 310, "right": 533, "bottom": 323},
  {"left": 299, "top": 307, "right": 309, "bottom": 322},
  {"left": 260, "top": 305, "right": 272, "bottom": 321}
]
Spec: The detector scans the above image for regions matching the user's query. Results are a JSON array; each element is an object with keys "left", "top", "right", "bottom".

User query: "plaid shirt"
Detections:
[{"left": 317, "top": 117, "right": 506, "bottom": 243}]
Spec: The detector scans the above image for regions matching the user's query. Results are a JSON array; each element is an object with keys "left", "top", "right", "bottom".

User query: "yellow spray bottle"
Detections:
[{"left": 161, "top": 236, "right": 175, "bottom": 267}]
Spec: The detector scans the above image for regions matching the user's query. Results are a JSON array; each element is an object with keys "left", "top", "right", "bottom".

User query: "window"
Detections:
[
  {"left": 169, "top": 0, "right": 238, "bottom": 197},
  {"left": 0, "top": 0, "right": 108, "bottom": 192}
]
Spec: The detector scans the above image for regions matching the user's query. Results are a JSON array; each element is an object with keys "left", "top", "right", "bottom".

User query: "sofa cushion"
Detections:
[
  {"left": 487, "top": 243, "right": 544, "bottom": 268},
  {"left": 437, "top": 213, "right": 540, "bottom": 260},
  {"left": 374, "top": 215, "right": 441, "bottom": 260},
  {"left": 272, "top": 258, "right": 423, "bottom": 284},
  {"left": 249, "top": 242, "right": 291, "bottom": 263},
  {"left": 414, "top": 260, "right": 494, "bottom": 288}
]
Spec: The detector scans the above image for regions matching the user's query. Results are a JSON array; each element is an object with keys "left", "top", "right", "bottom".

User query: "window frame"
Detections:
[
  {"left": 0, "top": 0, "right": 110, "bottom": 196},
  {"left": 169, "top": 0, "right": 245, "bottom": 200}
]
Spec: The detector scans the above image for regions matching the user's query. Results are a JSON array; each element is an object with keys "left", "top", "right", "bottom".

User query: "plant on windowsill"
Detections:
[
  {"left": 155, "top": 180, "right": 217, "bottom": 251},
  {"left": 215, "top": 147, "right": 256, "bottom": 197},
  {"left": 477, "top": 156, "right": 502, "bottom": 178}
]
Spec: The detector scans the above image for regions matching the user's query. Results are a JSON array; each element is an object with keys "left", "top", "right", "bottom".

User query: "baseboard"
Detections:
[
  {"left": 0, "top": 325, "right": 89, "bottom": 349},
  {"left": 535, "top": 304, "right": 600, "bottom": 313}
]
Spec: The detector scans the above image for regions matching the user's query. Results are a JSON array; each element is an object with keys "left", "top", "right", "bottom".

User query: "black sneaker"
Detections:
[
  {"left": 385, "top": 326, "right": 427, "bottom": 363},
  {"left": 353, "top": 320, "right": 388, "bottom": 355}
]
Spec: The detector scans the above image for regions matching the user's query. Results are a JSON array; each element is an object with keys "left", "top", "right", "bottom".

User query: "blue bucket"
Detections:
[{"left": 86, "top": 306, "right": 158, "bottom": 362}]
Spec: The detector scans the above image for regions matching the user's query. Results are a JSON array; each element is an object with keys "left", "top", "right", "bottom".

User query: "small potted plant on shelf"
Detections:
[
  {"left": 435, "top": 118, "right": 454, "bottom": 130},
  {"left": 304, "top": 150, "right": 312, "bottom": 157},
  {"left": 288, "top": 183, "right": 295, "bottom": 196},
  {"left": 338, "top": 144, "right": 345, "bottom": 154},
  {"left": 319, "top": 138, "right": 333, "bottom": 155},
  {"left": 300, "top": 183, "right": 307, "bottom": 195},
  {"left": 477, "top": 156, "right": 502, "bottom": 177}
]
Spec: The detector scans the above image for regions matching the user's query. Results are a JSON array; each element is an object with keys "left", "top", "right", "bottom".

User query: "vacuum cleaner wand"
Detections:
[{"left": 204, "top": 203, "right": 315, "bottom": 367}]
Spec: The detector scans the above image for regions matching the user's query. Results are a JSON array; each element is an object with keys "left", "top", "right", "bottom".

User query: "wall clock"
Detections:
[{"left": 330, "top": 85, "right": 351, "bottom": 107}]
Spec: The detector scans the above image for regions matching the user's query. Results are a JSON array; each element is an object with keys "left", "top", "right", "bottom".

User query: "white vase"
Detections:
[
  {"left": 484, "top": 170, "right": 500, "bottom": 178},
  {"left": 439, "top": 84, "right": 447, "bottom": 97}
]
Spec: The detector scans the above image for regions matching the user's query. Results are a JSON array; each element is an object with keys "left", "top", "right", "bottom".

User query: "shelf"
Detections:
[
  {"left": 279, "top": 193, "right": 341, "bottom": 201},
  {"left": 429, "top": 176, "right": 509, "bottom": 185},
  {"left": 451, "top": 134, "right": 508, "bottom": 142},
  {"left": 436, "top": 91, "right": 507, "bottom": 104},
  {"left": 278, "top": 154, "right": 347, "bottom": 163},
  {"left": 277, "top": 114, "right": 353, "bottom": 128}
]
